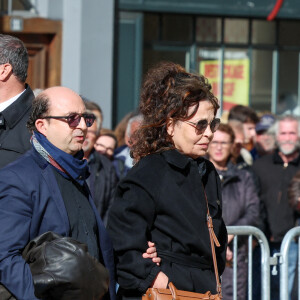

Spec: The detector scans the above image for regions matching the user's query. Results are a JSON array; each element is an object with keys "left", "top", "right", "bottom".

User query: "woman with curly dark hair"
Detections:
[{"left": 107, "top": 61, "right": 227, "bottom": 300}]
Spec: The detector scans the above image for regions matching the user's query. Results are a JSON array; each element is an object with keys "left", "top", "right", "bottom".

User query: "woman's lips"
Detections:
[{"left": 198, "top": 143, "right": 208, "bottom": 149}]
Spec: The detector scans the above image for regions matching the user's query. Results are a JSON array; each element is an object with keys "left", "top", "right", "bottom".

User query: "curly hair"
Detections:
[
  {"left": 27, "top": 93, "right": 50, "bottom": 132},
  {"left": 131, "top": 61, "right": 219, "bottom": 161}
]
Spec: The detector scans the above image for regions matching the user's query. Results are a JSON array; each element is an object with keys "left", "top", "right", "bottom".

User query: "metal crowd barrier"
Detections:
[
  {"left": 226, "top": 225, "right": 271, "bottom": 300},
  {"left": 280, "top": 226, "right": 300, "bottom": 300}
]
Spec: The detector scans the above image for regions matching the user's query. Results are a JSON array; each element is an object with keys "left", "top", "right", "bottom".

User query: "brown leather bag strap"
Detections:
[{"left": 202, "top": 184, "right": 222, "bottom": 297}]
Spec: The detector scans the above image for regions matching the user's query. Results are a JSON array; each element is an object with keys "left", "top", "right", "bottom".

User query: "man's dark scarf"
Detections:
[{"left": 31, "top": 131, "right": 89, "bottom": 185}]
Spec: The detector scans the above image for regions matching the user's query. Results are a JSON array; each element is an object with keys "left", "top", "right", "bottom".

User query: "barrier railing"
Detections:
[
  {"left": 280, "top": 226, "right": 300, "bottom": 300},
  {"left": 226, "top": 226, "right": 271, "bottom": 300}
]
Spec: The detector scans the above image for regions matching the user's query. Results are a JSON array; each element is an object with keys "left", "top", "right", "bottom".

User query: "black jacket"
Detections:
[
  {"left": 107, "top": 149, "right": 227, "bottom": 296},
  {"left": 253, "top": 150, "right": 300, "bottom": 242},
  {"left": 220, "top": 162, "right": 259, "bottom": 228},
  {"left": 0, "top": 84, "right": 34, "bottom": 169},
  {"left": 87, "top": 150, "right": 117, "bottom": 225},
  {"left": 217, "top": 162, "right": 259, "bottom": 300}
]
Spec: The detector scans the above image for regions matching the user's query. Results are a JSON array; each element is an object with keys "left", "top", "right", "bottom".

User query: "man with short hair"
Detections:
[
  {"left": 0, "top": 87, "right": 116, "bottom": 299},
  {"left": 252, "top": 115, "right": 300, "bottom": 300},
  {"left": 82, "top": 99, "right": 117, "bottom": 225},
  {"left": 255, "top": 114, "right": 276, "bottom": 158},
  {"left": 0, "top": 34, "right": 34, "bottom": 168}
]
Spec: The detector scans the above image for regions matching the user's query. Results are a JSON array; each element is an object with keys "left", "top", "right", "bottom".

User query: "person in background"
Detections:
[
  {"left": 228, "top": 119, "right": 252, "bottom": 166},
  {"left": 82, "top": 99, "right": 117, "bottom": 225},
  {"left": 228, "top": 105, "right": 259, "bottom": 161},
  {"left": 255, "top": 114, "right": 276, "bottom": 158},
  {"left": 95, "top": 128, "right": 118, "bottom": 160},
  {"left": 252, "top": 115, "right": 300, "bottom": 300},
  {"left": 114, "top": 111, "right": 135, "bottom": 148},
  {"left": 0, "top": 34, "right": 35, "bottom": 169},
  {"left": 113, "top": 114, "right": 143, "bottom": 180},
  {"left": 107, "top": 61, "right": 227, "bottom": 300},
  {"left": 207, "top": 123, "right": 259, "bottom": 300}
]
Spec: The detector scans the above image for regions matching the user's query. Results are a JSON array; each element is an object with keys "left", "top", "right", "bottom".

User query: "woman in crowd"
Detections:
[
  {"left": 207, "top": 123, "right": 259, "bottom": 300},
  {"left": 107, "top": 61, "right": 227, "bottom": 300},
  {"left": 94, "top": 128, "right": 118, "bottom": 160}
]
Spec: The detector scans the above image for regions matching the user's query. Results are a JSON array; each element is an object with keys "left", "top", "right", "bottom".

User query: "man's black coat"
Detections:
[
  {"left": 87, "top": 150, "right": 117, "bottom": 225},
  {"left": 0, "top": 84, "right": 34, "bottom": 169}
]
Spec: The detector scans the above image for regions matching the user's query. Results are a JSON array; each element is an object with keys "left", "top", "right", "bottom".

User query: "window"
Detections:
[{"left": 143, "top": 13, "right": 300, "bottom": 115}]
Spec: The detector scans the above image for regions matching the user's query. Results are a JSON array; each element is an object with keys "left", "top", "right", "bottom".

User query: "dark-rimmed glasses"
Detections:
[
  {"left": 183, "top": 118, "right": 220, "bottom": 134},
  {"left": 43, "top": 113, "right": 96, "bottom": 128}
]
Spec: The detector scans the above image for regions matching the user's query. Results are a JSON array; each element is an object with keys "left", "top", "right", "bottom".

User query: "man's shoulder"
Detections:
[
  {"left": 95, "top": 151, "right": 112, "bottom": 164},
  {"left": 253, "top": 153, "right": 274, "bottom": 167},
  {"left": 92, "top": 151, "right": 115, "bottom": 171},
  {"left": 252, "top": 153, "right": 280, "bottom": 180},
  {"left": 0, "top": 148, "right": 45, "bottom": 176},
  {"left": 2, "top": 84, "right": 34, "bottom": 129},
  {"left": 4, "top": 84, "right": 33, "bottom": 111}
]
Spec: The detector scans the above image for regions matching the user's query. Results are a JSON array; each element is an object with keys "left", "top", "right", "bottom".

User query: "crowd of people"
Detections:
[{"left": 0, "top": 33, "right": 300, "bottom": 300}]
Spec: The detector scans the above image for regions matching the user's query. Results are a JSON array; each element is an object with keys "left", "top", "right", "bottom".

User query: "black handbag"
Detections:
[{"left": 0, "top": 231, "right": 109, "bottom": 300}]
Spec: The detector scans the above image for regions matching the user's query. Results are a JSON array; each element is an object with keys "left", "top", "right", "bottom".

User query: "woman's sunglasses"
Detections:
[
  {"left": 43, "top": 113, "right": 96, "bottom": 128},
  {"left": 183, "top": 118, "right": 221, "bottom": 134}
]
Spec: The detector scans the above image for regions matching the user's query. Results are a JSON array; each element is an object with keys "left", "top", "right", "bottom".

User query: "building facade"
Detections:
[{"left": 3, "top": 0, "right": 300, "bottom": 126}]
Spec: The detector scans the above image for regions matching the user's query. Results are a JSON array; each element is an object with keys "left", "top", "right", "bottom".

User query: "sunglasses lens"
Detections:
[
  {"left": 211, "top": 118, "right": 220, "bottom": 132},
  {"left": 68, "top": 114, "right": 81, "bottom": 127},
  {"left": 196, "top": 120, "right": 209, "bottom": 133},
  {"left": 84, "top": 114, "right": 95, "bottom": 127}
]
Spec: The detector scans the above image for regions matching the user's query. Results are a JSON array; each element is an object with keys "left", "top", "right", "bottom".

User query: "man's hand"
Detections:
[
  {"left": 142, "top": 241, "right": 161, "bottom": 266},
  {"left": 151, "top": 271, "right": 169, "bottom": 288}
]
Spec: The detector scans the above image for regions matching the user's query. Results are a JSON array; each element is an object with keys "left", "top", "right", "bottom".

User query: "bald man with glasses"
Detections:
[{"left": 0, "top": 87, "right": 117, "bottom": 299}]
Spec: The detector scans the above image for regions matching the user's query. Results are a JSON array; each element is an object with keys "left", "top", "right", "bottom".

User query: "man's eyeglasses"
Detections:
[
  {"left": 43, "top": 113, "right": 96, "bottom": 128},
  {"left": 95, "top": 143, "right": 114, "bottom": 155},
  {"left": 183, "top": 118, "right": 220, "bottom": 134},
  {"left": 210, "top": 141, "right": 232, "bottom": 147}
]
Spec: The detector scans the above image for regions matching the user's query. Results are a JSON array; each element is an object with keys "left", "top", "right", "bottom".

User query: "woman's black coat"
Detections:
[{"left": 107, "top": 149, "right": 227, "bottom": 297}]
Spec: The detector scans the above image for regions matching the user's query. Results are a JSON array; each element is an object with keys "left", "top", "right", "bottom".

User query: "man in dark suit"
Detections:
[
  {"left": 0, "top": 87, "right": 116, "bottom": 299},
  {"left": 82, "top": 99, "right": 117, "bottom": 225},
  {"left": 0, "top": 34, "right": 34, "bottom": 168}
]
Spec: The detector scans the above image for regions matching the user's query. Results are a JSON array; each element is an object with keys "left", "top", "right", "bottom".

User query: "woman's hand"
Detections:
[
  {"left": 151, "top": 271, "right": 169, "bottom": 288},
  {"left": 226, "top": 246, "right": 233, "bottom": 262},
  {"left": 227, "top": 234, "right": 234, "bottom": 244},
  {"left": 142, "top": 241, "right": 161, "bottom": 266}
]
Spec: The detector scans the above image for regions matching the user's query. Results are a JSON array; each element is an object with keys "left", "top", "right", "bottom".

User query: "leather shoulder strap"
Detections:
[{"left": 202, "top": 183, "right": 222, "bottom": 297}]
